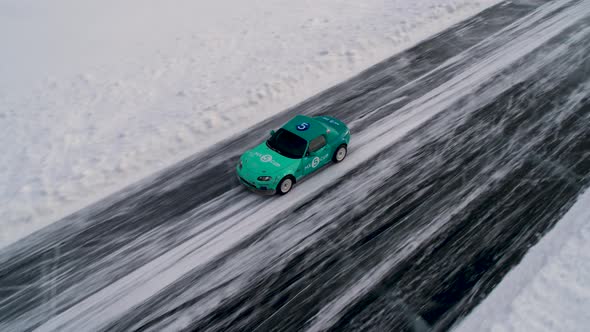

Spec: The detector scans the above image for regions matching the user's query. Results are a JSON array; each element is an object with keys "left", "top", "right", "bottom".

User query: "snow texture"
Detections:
[
  {"left": 0, "top": 0, "right": 501, "bottom": 248},
  {"left": 456, "top": 188, "right": 590, "bottom": 332}
]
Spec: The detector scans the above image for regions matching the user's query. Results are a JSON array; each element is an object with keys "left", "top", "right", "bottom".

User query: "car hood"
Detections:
[{"left": 241, "top": 143, "right": 300, "bottom": 175}]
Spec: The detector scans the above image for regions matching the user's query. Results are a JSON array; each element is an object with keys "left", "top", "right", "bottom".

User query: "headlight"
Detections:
[{"left": 257, "top": 176, "right": 272, "bottom": 181}]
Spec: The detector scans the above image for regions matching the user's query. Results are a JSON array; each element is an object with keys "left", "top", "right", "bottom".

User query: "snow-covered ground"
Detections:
[
  {"left": 0, "top": 0, "right": 501, "bottom": 248},
  {"left": 456, "top": 188, "right": 590, "bottom": 332}
]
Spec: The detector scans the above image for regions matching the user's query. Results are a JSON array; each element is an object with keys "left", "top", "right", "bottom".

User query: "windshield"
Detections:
[{"left": 266, "top": 128, "right": 307, "bottom": 159}]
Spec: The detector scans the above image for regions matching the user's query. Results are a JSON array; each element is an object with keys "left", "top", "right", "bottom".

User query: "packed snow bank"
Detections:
[
  {"left": 455, "top": 189, "right": 590, "bottom": 332},
  {"left": 0, "top": 0, "right": 501, "bottom": 248}
]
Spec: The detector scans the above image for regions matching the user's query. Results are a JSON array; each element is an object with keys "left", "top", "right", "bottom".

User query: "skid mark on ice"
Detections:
[
  {"left": 456, "top": 189, "right": 590, "bottom": 332},
  {"left": 0, "top": 1, "right": 579, "bottom": 331},
  {"left": 110, "top": 2, "right": 590, "bottom": 331},
  {"left": 34, "top": 1, "right": 590, "bottom": 331}
]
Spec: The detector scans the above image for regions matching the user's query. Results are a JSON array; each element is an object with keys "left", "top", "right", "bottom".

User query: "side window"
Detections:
[{"left": 308, "top": 135, "right": 327, "bottom": 153}]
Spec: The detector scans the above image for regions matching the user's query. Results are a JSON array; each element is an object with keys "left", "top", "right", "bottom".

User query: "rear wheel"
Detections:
[
  {"left": 277, "top": 176, "right": 295, "bottom": 195},
  {"left": 333, "top": 144, "right": 347, "bottom": 163}
]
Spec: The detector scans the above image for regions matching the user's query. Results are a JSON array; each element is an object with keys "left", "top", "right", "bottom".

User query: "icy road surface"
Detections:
[{"left": 2, "top": 0, "right": 590, "bottom": 331}]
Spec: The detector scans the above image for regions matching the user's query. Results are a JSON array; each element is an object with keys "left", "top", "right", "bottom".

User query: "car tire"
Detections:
[
  {"left": 277, "top": 176, "right": 295, "bottom": 195},
  {"left": 333, "top": 144, "right": 347, "bottom": 163}
]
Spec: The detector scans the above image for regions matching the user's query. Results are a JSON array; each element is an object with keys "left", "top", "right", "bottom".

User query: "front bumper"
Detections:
[
  {"left": 237, "top": 175, "right": 276, "bottom": 195},
  {"left": 236, "top": 166, "right": 276, "bottom": 195}
]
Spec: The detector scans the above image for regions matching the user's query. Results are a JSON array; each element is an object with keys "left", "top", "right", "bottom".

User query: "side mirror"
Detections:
[{"left": 270, "top": 130, "right": 275, "bottom": 137}]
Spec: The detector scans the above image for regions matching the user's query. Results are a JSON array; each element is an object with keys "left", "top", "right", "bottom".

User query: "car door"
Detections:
[{"left": 302, "top": 135, "right": 330, "bottom": 177}]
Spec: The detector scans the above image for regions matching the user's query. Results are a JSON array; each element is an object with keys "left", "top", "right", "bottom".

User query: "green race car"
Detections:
[{"left": 237, "top": 115, "right": 350, "bottom": 195}]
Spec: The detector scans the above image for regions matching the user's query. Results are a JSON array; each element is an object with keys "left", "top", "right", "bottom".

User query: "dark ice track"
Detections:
[{"left": 2, "top": 0, "right": 590, "bottom": 331}]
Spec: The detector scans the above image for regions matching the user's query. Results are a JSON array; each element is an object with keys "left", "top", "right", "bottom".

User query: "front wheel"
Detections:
[
  {"left": 277, "top": 176, "right": 295, "bottom": 195},
  {"left": 333, "top": 144, "right": 347, "bottom": 163}
]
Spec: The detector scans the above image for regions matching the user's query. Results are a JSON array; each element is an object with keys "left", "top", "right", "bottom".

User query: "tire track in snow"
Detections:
[{"left": 6, "top": 0, "right": 590, "bottom": 331}]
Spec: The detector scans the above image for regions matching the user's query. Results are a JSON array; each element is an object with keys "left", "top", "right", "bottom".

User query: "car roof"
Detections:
[{"left": 281, "top": 115, "right": 327, "bottom": 142}]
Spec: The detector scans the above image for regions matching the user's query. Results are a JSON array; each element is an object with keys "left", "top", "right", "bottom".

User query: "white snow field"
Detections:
[
  {"left": 455, "top": 188, "right": 590, "bottom": 332},
  {"left": 0, "top": 0, "right": 501, "bottom": 248}
]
